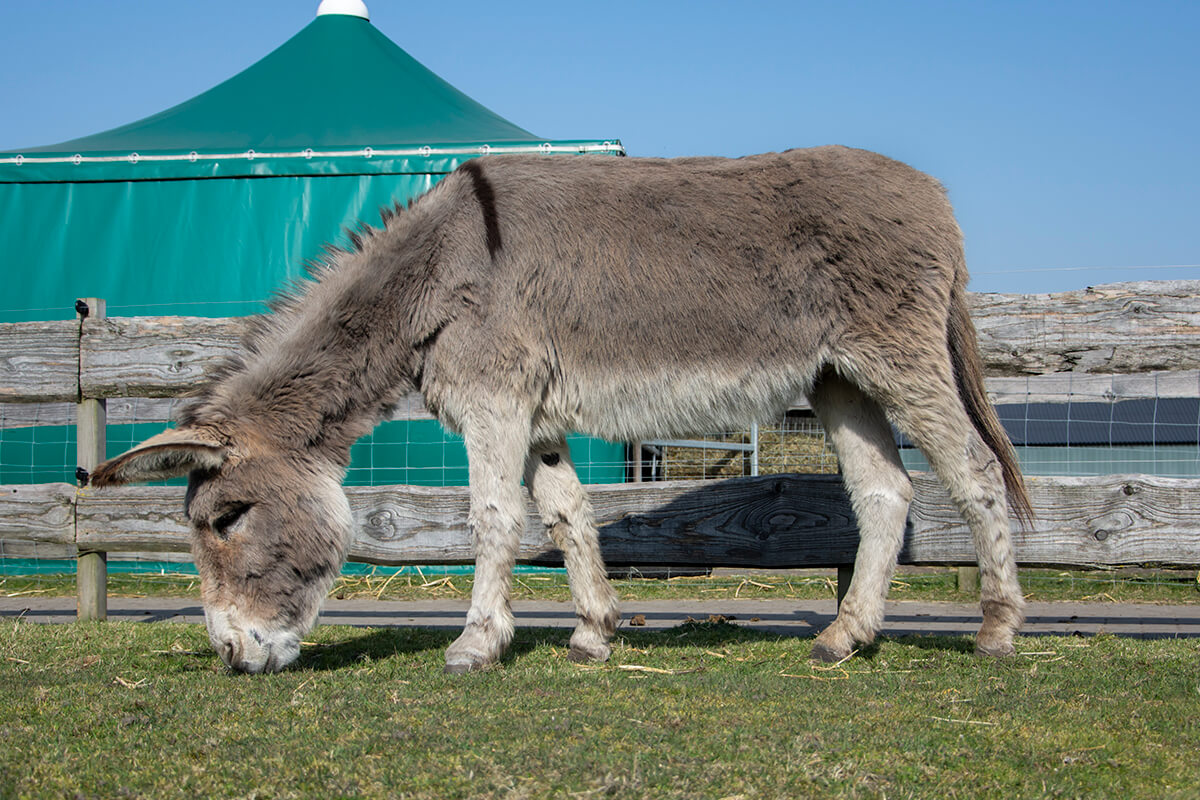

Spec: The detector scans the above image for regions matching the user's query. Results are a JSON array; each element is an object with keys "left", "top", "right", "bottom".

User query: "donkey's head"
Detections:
[{"left": 90, "top": 425, "right": 352, "bottom": 673}]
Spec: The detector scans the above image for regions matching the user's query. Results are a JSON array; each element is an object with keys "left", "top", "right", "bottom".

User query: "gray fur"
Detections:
[{"left": 91, "top": 146, "right": 1028, "bottom": 673}]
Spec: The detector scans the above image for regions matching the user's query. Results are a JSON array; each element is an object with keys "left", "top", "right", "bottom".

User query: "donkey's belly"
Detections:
[{"left": 539, "top": 363, "right": 815, "bottom": 443}]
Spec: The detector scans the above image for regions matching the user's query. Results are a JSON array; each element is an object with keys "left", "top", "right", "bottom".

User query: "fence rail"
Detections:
[
  {"left": 4, "top": 281, "right": 1198, "bottom": 406},
  {"left": 2, "top": 280, "right": 1199, "bottom": 618},
  {"left": 4, "top": 473, "right": 1197, "bottom": 569}
]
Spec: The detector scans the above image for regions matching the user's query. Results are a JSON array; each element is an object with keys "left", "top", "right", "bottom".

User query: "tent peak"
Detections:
[{"left": 316, "top": 0, "right": 369, "bottom": 20}]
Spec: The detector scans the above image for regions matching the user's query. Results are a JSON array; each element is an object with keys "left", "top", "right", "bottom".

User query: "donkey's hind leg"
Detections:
[
  {"left": 807, "top": 374, "right": 913, "bottom": 662},
  {"left": 876, "top": 371, "right": 1025, "bottom": 657},
  {"left": 525, "top": 440, "right": 620, "bottom": 663},
  {"left": 444, "top": 400, "right": 532, "bottom": 674}
]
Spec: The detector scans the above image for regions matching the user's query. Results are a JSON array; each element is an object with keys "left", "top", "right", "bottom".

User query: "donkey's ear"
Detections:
[{"left": 89, "top": 427, "right": 227, "bottom": 487}]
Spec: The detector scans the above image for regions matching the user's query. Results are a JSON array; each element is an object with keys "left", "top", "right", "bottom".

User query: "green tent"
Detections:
[{"left": 0, "top": 3, "right": 626, "bottom": 487}]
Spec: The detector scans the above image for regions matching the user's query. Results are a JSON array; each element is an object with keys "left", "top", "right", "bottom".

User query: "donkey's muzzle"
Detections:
[{"left": 205, "top": 608, "right": 302, "bottom": 674}]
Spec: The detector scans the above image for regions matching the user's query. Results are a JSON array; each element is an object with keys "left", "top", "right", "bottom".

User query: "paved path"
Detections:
[{"left": 3, "top": 596, "right": 1198, "bottom": 639}]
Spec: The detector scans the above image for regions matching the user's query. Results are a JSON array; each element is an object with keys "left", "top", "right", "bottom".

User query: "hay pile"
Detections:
[{"left": 659, "top": 420, "right": 839, "bottom": 481}]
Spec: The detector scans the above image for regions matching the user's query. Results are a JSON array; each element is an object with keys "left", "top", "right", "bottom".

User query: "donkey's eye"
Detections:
[{"left": 212, "top": 503, "right": 253, "bottom": 539}]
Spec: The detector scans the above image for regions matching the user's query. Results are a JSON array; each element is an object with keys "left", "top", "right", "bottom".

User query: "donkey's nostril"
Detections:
[{"left": 221, "top": 639, "right": 248, "bottom": 671}]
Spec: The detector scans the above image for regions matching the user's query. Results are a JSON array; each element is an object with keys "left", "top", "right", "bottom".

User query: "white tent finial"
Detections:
[{"left": 317, "top": 0, "right": 369, "bottom": 20}]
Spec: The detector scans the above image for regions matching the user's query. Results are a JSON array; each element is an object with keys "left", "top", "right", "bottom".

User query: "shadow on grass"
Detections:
[
  {"left": 297, "top": 627, "right": 458, "bottom": 671},
  {"left": 879, "top": 633, "right": 976, "bottom": 655},
  {"left": 292, "top": 620, "right": 996, "bottom": 672},
  {"left": 295, "top": 620, "right": 804, "bottom": 671}
]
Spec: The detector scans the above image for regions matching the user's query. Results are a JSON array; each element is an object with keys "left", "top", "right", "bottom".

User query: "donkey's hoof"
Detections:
[
  {"left": 810, "top": 641, "right": 851, "bottom": 663},
  {"left": 567, "top": 644, "right": 611, "bottom": 664},
  {"left": 974, "top": 641, "right": 1016, "bottom": 658},
  {"left": 443, "top": 655, "right": 490, "bottom": 674}
]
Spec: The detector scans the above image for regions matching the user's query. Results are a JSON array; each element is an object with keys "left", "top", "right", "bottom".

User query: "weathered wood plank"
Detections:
[
  {"left": 969, "top": 280, "right": 1200, "bottom": 376},
  {"left": 1, "top": 394, "right": 432, "bottom": 430},
  {"left": 0, "top": 540, "right": 76, "bottom": 558},
  {"left": 0, "top": 484, "right": 76, "bottom": 545},
  {"left": 0, "top": 402, "right": 74, "bottom": 429},
  {"left": 79, "top": 316, "right": 244, "bottom": 399},
  {"left": 75, "top": 486, "right": 191, "bottom": 552},
  {"left": 0, "top": 320, "right": 79, "bottom": 402},
  {"left": 72, "top": 478, "right": 855, "bottom": 564},
  {"left": 69, "top": 473, "right": 1200, "bottom": 568},
  {"left": 904, "top": 473, "right": 1200, "bottom": 567},
  {"left": 984, "top": 370, "right": 1200, "bottom": 406},
  {"left": 348, "top": 475, "right": 861, "bottom": 566}
]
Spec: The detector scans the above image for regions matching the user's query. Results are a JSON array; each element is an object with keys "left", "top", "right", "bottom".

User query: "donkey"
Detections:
[{"left": 91, "top": 146, "right": 1030, "bottom": 674}]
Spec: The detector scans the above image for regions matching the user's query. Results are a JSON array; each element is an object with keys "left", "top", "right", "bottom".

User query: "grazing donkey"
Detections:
[{"left": 91, "top": 146, "right": 1030, "bottom": 674}]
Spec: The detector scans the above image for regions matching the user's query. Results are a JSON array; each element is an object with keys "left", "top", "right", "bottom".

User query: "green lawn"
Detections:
[{"left": 3, "top": 620, "right": 1198, "bottom": 799}]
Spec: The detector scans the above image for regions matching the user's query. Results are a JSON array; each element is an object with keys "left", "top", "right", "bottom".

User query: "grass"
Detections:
[
  {"left": 3, "top": 567, "right": 1199, "bottom": 604},
  {"left": 332, "top": 567, "right": 1200, "bottom": 604},
  {"left": 2, "top": 620, "right": 1198, "bottom": 799}
]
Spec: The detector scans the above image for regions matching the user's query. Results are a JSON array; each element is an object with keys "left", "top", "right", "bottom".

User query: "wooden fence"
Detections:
[{"left": 2, "top": 281, "right": 1199, "bottom": 619}]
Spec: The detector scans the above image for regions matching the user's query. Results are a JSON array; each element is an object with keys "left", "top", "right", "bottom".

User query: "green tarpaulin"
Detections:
[
  {"left": 0, "top": 8, "right": 626, "bottom": 486},
  {"left": 0, "top": 11, "right": 623, "bottom": 320}
]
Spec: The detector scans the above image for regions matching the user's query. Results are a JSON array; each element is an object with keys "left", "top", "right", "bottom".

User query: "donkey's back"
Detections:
[{"left": 422, "top": 146, "right": 969, "bottom": 444}]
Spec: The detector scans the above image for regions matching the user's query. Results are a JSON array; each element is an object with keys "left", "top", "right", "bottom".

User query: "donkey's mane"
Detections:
[
  {"left": 180, "top": 255, "right": 336, "bottom": 423},
  {"left": 176, "top": 193, "right": 435, "bottom": 450},
  {"left": 248, "top": 201, "right": 410, "bottom": 360}
]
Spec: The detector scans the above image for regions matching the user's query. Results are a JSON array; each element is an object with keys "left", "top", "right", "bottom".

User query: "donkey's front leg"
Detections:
[{"left": 444, "top": 406, "right": 531, "bottom": 674}]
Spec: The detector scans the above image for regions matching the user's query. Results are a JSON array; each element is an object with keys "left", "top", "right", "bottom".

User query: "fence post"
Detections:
[
  {"left": 957, "top": 566, "right": 980, "bottom": 595},
  {"left": 748, "top": 423, "right": 759, "bottom": 477},
  {"left": 76, "top": 298, "right": 107, "bottom": 622}
]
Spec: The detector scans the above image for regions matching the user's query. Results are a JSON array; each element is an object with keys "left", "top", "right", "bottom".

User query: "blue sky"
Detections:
[{"left": 1, "top": 0, "right": 1196, "bottom": 294}]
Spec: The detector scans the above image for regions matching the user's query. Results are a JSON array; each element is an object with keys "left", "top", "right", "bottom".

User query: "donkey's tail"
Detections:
[{"left": 947, "top": 284, "right": 1033, "bottom": 525}]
